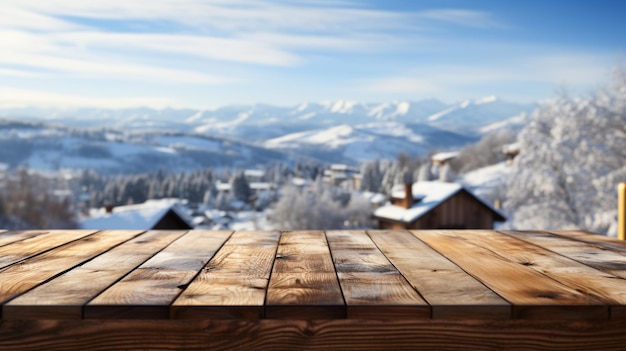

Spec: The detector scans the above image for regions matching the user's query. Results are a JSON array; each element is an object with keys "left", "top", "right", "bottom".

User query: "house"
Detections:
[
  {"left": 374, "top": 181, "right": 506, "bottom": 230},
  {"left": 502, "top": 143, "right": 521, "bottom": 163},
  {"left": 244, "top": 169, "right": 265, "bottom": 183},
  {"left": 323, "top": 164, "right": 360, "bottom": 189},
  {"left": 431, "top": 151, "right": 459, "bottom": 167},
  {"left": 80, "top": 199, "right": 193, "bottom": 230}
]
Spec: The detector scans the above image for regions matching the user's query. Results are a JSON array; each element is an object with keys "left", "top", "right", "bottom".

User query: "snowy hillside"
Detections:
[
  {"left": 425, "top": 97, "right": 533, "bottom": 132},
  {"left": 1, "top": 97, "right": 533, "bottom": 139},
  {"left": 0, "top": 97, "right": 534, "bottom": 172},
  {"left": 265, "top": 122, "right": 477, "bottom": 164},
  {"left": 0, "top": 121, "right": 295, "bottom": 174}
]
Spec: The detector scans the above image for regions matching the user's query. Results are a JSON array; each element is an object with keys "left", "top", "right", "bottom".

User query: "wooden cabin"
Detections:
[{"left": 374, "top": 181, "right": 505, "bottom": 230}]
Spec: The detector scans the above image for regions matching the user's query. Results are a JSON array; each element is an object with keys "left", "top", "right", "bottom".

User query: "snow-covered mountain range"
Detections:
[{"left": 0, "top": 97, "right": 533, "bottom": 173}]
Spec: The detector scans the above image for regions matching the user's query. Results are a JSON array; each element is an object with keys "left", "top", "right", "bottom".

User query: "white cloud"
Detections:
[
  {"left": 0, "top": 87, "right": 178, "bottom": 109},
  {"left": 416, "top": 9, "right": 502, "bottom": 28},
  {"left": 0, "top": 8, "right": 82, "bottom": 31},
  {"left": 0, "top": 68, "right": 44, "bottom": 78},
  {"left": 0, "top": 51, "right": 229, "bottom": 84},
  {"left": 0, "top": 30, "right": 232, "bottom": 84},
  {"left": 361, "top": 53, "right": 613, "bottom": 97},
  {"left": 53, "top": 32, "right": 300, "bottom": 66},
  {"left": 362, "top": 77, "right": 442, "bottom": 94}
]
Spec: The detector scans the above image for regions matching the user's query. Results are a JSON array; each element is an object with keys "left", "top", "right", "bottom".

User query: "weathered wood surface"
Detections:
[
  {"left": 3, "top": 319, "right": 626, "bottom": 351},
  {"left": 0, "top": 229, "right": 625, "bottom": 350},
  {"left": 326, "top": 230, "right": 429, "bottom": 319},
  {"left": 4, "top": 230, "right": 183, "bottom": 319},
  {"left": 412, "top": 230, "right": 606, "bottom": 320},
  {"left": 86, "top": 230, "right": 231, "bottom": 319},
  {"left": 369, "top": 230, "right": 509, "bottom": 319},
  {"left": 266, "top": 231, "right": 344, "bottom": 319},
  {"left": 172, "top": 230, "right": 277, "bottom": 319}
]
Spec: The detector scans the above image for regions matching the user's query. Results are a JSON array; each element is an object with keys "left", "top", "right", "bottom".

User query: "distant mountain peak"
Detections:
[{"left": 474, "top": 95, "right": 498, "bottom": 105}]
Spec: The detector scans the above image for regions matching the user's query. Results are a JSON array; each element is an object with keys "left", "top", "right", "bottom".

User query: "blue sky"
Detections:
[{"left": 0, "top": 0, "right": 624, "bottom": 109}]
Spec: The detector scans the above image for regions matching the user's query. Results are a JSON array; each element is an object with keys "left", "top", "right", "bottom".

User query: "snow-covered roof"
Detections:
[
  {"left": 216, "top": 182, "right": 231, "bottom": 191},
  {"left": 375, "top": 181, "right": 505, "bottom": 223},
  {"left": 244, "top": 169, "right": 265, "bottom": 178},
  {"left": 330, "top": 164, "right": 350, "bottom": 171},
  {"left": 361, "top": 191, "right": 388, "bottom": 205},
  {"left": 291, "top": 177, "right": 310, "bottom": 186},
  {"left": 432, "top": 151, "right": 459, "bottom": 162},
  {"left": 80, "top": 199, "right": 192, "bottom": 230},
  {"left": 502, "top": 143, "right": 521, "bottom": 154},
  {"left": 250, "top": 182, "right": 273, "bottom": 190}
]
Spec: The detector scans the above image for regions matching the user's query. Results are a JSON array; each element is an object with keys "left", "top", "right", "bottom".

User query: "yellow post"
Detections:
[{"left": 617, "top": 183, "right": 626, "bottom": 240}]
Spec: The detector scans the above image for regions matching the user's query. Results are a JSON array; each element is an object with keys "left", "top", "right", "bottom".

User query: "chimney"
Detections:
[
  {"left": 105, "top": 204, "right": 114, "bottom": 214},
  {"left": 404, "top": 183, "right": 413, "bottom": 209}
]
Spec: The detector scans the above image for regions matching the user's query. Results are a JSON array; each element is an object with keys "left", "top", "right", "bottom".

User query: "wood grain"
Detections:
[
  {"left": 412, "top": 230, "right": 607, "bottom": 320},
  {"left": 266, "top": 231, "right": 344, "bottom": 319},
  {"left": 0, "top": 230, "right": 53, "bottom": 249},
  {"left": 172, "top": 230, "right": 280, "bottom": 319},
  {"left": 86, "top": 230, "right": 232, "bottom": 319},
  {"left": 368, "top": 230, "right": 509, "bottom": 319},
  {"left": 501, "top": 230, "right": 626, "bottom": 320},
  {"left": 271, "top": 231, "right": 336, "bottom": 273},
  {"left": 2, "top": 319, "right": 626, "bottom": 351},
  {"left": 501, "top": 230, "right": 626, "bottom": 278},
  {"left": 0, "top": 230, "right": 97, "bottom": 269},
  {"left": 549, "top": 230, "right": 626, "bottom": 252},
  {"left": 0, "top": 230, "right": 141, "bottom": 316},
  {"left": 326, "top": 230, "right": 429, "bottom": 319},
  {"left": 4, "top": 230, "right": 184, "bottom": 320},
  {"left": 266, "top": 273, "right": 345, "bottom": 319},
  {"left": 459, "top": 230, "right": 626, "bottom": 307}
]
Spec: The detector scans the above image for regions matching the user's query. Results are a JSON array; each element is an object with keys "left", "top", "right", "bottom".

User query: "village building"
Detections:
[
  {"left": 431, "top": 151, "right": 459, "bottom": 167},
  {"left": 374, "top": 181, "right": 506, "bottom": 230},
  {"left": 80, "top": 199, "right": 193, "bottom": 230},
  {"left": 244, "top": 169, "right": 266, "bottom": 183},
  {"left": 502, "top": 143, "right": 521, "bottom": 163},
  {"left": 323, "top": 164, "right": 361, "bottom": 189}
]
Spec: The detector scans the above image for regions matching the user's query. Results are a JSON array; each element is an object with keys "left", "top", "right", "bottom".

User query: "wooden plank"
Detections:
[
  {"left": 412, "top": 230, "right": 607, "bottom": 320},
  {"left": 271, "top": 230, "right": 336, "bottom": 273},
  {"left": 266, "top": 272, "right": 345, "bottom": 319},
  {"left": 326, "top": 230, "right": 429, "bottom": 319},
  {"left": 0, "top": 230, "right": 142, "bottom": 316},
  {"left": 0, "top": 230, "right": 56, "bottom": 249},
  {"left": 368, "top": 230, "right": 509, "bottom": 319},
  {"left": 4, "top": 230, "right": 184, "bottom": 320},
  {"left": 0, "top": 230, "right": 98, "bottom": 269},
  {"left": 501, "top": 230, "right": 626, "bottom": 320},
  {"left": 461, "top": 230, "right": 626, "bottom": 315},
  {"left": 501, "top": 230, "right": 626, "bottom": 278},
  {"left": 549, "top": 230, "right": 626, "bottom": 252},
  {"left": 86, "top": 230, "right": 232, "bottom": 319},
  {"left": 4, "top": 319, "right": 626, "bottom": 351},
  {"left": 266, "top": 231, "right": 344, "bottom": 319},
  {"left": 171, "top": 230, "right": 280, "bottom": 319}
]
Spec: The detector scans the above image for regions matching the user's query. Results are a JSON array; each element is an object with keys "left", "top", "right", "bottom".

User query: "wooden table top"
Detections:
[{"left": 1, "top": 229, "right": 625, "bottom": 321}]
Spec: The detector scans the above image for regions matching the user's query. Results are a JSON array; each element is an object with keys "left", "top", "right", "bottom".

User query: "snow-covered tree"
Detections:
[
  {"left": 504, "top": 68, "right": 626, "bottom": 235},
  {"left": 360, "top": 159, "right": 383, "bottom": 193},
  {"left": 417, "top": 162, "right": 435, "bottom": 181},
  {"left": 271, "top": 185, "right": 372, "bottom": 230},
  {"left": 230, "top": 170, "right": 252, "bottom": 203},
  {"left": 439, "top": 163, "right": 456, "bottom": 182}
]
